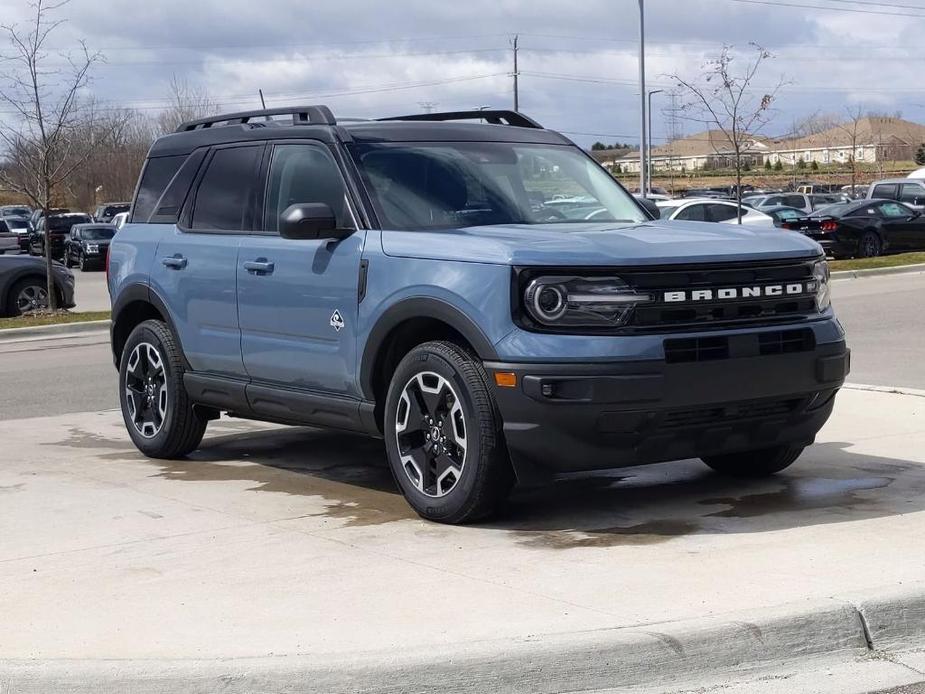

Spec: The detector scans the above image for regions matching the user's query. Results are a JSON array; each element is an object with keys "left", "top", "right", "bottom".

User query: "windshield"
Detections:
[
  {"left": 2, "top": 207, "right": 30, "bottom": 216},
  {"left": 348, "top": 142, "right": 647, "bottom": 230},
  {"left": 5, "top": 218, "right": 29, "bottom": 230},
  {"left": 78, "top": 227, "right": 115, "bottom": 240}
]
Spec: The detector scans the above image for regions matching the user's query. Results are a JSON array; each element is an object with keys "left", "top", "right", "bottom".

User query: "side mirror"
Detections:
[{"left": 279, "top": 203, "right": 352, "bottom": 241}]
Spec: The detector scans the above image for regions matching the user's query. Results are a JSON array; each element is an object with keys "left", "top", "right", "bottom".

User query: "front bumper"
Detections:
[{"left": 485, "top": 340, "right": 850, "bottom": 477}]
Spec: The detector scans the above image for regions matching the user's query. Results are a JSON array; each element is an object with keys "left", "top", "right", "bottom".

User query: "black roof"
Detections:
[{"left": 149, "top": 105, "right": 571, "bottom": 157}]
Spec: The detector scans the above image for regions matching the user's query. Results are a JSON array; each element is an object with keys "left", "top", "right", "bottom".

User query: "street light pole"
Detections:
[
  {"left": 638, "top": 0, "right": 647, "bottom": 195},
  {"left": 647, "top": 89, "right": 663, "bottom": 194}
]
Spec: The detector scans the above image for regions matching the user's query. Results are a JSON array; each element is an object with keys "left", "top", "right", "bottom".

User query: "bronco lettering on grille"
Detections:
[{"left": 663, "top": 282, "right": 816, "bottom": 303}]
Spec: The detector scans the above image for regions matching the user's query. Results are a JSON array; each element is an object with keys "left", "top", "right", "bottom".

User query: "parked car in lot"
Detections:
[
  {"left": 108, "top": 105, "right": 848, "bottom": 524},
  {"left": 780, "top": 198, "right": 925, "bottom": 258},
  {"left": 92, "top": 202, "right": 130, "bottom": 224},
  {"left": 29, "top": 207, "right": 69, "bottom": 230},
  {"left": 0, "top": 219, "right": 21, "bottom": 255},
  {"left": 866, "top": 178, "right": 925, "bottom": 211},
  {"left": 762, "top": 205, "right": 808, "bottom": 228},
  {"left": 63, "top": 223, "right": 117, "bottom": 270},
  {"left": 1, "top": 215, "right": 32, "bottom": 252},
  {"left": 29, "top": 212, "right": 92, "bottom": 260},
  {"left": 0, "top": 205, "right": 32, "bottom": 218},
  {"left": 657, "top": 198, "right": 775, "bottom": 226},
  {"left": 0, "top": 254, "right": 75, "bottom": 316},
  {"left": 111, "top": 211, "right": 129, "bottom": 229}
]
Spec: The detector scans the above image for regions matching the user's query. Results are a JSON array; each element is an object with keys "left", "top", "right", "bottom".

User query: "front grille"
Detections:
[
  {"left": 624, "top": 259, "right": 819, "bottom": 331},
  {"left": 665, "top": 328, "right": 815, "bottom": 364},
  {"left": 661, "top": 397, "right": 803, "bottom": 430}
]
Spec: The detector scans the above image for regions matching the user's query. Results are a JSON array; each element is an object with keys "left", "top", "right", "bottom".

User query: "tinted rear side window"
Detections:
[
  {"left": 872, "top": 184, "right": 899, "bottom": 200},
  {"left": 191, "top": 147, "right": 261, "bottom": 231},
  {"left": 132, "top": 155, "right": 186, "bottom": 223}
]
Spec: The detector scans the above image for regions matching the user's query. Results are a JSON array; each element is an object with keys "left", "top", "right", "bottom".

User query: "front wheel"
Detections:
[
  {"left": 702, "top": 445, "right": 804, "bottom": 477},
  {"left": 7, "top": 278, "right": 49, "bottom": 315},
  {"left": 383, "top": 341, "right": 514, "bottom": 524},
  {"left": 119, "top": 319, "right": 207, "bottom": 458},
  {"left": 78, "top": 253, "right": 87, "bottom": 272}
]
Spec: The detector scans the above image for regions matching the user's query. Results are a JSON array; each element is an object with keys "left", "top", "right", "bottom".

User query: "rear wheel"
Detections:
[
  {"left": 119, "top": 319, "right": 207, "bottom": 458},
  {"left": 858, "top": 231, "right": 881, "bottom": 258},
  {"left": 702, "top": 445, "right": 804, "bottom": 477},
  {"left": 383, "top": 340, "right": 513, "bottom": 524}
]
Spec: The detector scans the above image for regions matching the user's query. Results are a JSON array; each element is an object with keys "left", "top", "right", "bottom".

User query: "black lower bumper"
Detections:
[{"left": 485, "top": 341, "right": 850, "bottom": 477}]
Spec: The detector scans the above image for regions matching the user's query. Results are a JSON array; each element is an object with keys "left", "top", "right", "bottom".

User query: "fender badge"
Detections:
[{"left": 330, "top": 309, "right": 345, "bottom": 332}]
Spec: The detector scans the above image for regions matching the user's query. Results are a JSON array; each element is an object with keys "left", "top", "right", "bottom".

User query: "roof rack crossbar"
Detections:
[
  {"left": 177, "top": 105, "right": 336, "bottom": 132},
  {"left": 378, "top": 110, "right": 542, "bottom": 129}
]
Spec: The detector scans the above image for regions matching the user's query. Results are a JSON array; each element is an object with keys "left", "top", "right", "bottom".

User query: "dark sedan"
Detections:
[
  {"left": 781, "top": 199, "right": 925, "bottom": 258},
  {"left": 0, "top": 255, "right": 75, "bottom": 316},
  {"left": 63, "top": 223, "right": 116, "bottom": 270}
]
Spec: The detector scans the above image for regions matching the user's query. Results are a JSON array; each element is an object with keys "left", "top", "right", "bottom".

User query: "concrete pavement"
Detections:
[{"left": 1, "top": 386, "right": 924, "bottom": 691}]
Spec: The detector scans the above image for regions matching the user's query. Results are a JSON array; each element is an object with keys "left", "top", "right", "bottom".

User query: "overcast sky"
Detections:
[{"left": 1, "top": 0, "right": 923, "bottom": 148}]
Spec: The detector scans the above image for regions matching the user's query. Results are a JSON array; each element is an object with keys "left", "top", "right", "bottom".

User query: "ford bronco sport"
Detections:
[{"left": 109, "top": 106, "right": 850, "bottom": 524}]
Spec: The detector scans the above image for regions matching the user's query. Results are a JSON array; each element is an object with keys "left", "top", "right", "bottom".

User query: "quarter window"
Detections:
[
  {"left": 674, "top": 204, "right": 706, "bottom": 221},
  {"left": 132, "top": 155, "right": 186, "bottom": 223},
  {"left": 707, "top": 204, "right": 739, "bottom": 222},
  {"left": 191, "top": 146, "right": 261, "bottom": 231}
]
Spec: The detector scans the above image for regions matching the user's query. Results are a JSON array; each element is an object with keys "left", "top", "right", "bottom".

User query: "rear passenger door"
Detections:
[
  {"left": 150, "top": 144, "right": 263, "bottom": 378},
  {"left": 237, "top": 142, "right": 366, "bottom": 398}
]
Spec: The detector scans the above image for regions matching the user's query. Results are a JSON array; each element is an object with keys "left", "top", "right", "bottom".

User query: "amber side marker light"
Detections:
[{"left": 494, "top": 372, "right": 517, "bottom": 388}]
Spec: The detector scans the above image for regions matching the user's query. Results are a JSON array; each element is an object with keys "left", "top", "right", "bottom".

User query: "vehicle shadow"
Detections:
[{"left": 62, "top": 423, "right": 925, "bottom": 542}]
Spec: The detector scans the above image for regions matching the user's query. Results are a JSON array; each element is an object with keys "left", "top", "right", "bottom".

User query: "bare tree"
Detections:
[
  {"left": 155, "top": 75, "right": 217, "bottom": 134},
  {"left": 669, "top": 43, "right": 786, "bottom": 222},
  {"left": 836, "top": 106, "right": 865, "bottom": 195},
  {"left": 0, "top": 0, "right": 104, "bottom": 311}
]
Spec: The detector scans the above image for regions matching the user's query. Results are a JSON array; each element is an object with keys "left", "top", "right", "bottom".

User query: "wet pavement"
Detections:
[{"left": 1, "top": 386, "right": 923, "bottom": 662}]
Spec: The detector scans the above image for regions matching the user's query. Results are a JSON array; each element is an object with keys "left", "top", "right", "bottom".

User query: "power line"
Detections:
[{"left": 726, "top": 0, "right": 925, "bottom": 17}]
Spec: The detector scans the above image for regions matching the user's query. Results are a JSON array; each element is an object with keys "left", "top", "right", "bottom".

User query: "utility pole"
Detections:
[
  {"left": 647, "top": 89, "right": 663, "bottom": 194},
  {"left": 512, "top": 34, "right": 520, "bottom": 112},
  {"left": 638, "top": 0, "right": 647, "bottom": 196},
  {"left": 418, "top": 101, "right": 438, "bottom": 114}
]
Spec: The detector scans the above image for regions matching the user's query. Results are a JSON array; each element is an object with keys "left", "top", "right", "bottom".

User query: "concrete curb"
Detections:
[
  {"left": 2, "top": 587, "right": 924, "bottom": 693},
  {"left": 831, "top": 262, "right": 925, "bottom": 280},
  {"left": 0, "top": 319, "right": 109, "bottom": 342}
]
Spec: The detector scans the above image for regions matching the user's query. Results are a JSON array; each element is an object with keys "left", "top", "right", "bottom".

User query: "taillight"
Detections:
[{"left": 820, "top": 220, "right": 838, "bottom": 232}]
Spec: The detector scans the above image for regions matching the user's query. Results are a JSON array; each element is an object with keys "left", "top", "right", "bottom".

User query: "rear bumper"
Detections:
[{"left": 485, "top": 340, "right": 849, "bottom": 476}]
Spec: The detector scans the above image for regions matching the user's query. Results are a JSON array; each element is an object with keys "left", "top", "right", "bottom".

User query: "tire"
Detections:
[
  {"left": 6, "top": 277, "right": 49, "bottom": 315},
  {"left": 858, "top": 231, "right": 881, "bottom": 258},
  {"left": 78, "top": 254, "right": 87, "bottom": 272},
  {"left": 118, "top": 319, "right": 207, "bottom": 458},
  {"left": 702, "top": 444, "right": 804, "bottom": 478},
  {"left": 64, "top": 251, "right": 73, "bottom": 268},
  {"left": 383, "top": 340, "right": 514, "bottom": 524}
]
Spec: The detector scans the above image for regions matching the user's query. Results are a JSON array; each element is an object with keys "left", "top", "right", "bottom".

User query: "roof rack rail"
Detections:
[
  {"left": 176, "top": 105, "right": 336, "bottom": 132},
  {"left": 379, "top": 109, "right": 542, "bottom": 129}
]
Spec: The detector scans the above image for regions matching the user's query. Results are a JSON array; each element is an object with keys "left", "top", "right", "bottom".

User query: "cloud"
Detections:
[{"left": 0, "top": 0, "right": 917, "bottom": 146}]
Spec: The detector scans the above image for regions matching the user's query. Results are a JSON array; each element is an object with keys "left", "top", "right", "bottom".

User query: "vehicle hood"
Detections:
[{"left": 380, "top": 220, "right": 823, "bottom": 266}]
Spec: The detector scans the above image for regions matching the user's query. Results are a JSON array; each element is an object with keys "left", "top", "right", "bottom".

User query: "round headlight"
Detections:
[{"left": 526, "top": 280, "right": 568, "bottom": 322}]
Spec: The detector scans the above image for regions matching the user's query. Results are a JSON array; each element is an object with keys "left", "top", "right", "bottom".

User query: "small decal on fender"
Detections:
[{"left": 330, "top": 309, "right": 345, "bottom": 332}]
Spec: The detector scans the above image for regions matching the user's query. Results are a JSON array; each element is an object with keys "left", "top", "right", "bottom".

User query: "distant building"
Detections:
[
  {"left": 616, "top": 130, "right": 770, "bottom": 174},
  {"left": 588, "top": 148, "right": 634, "bottom": 171},
  {"left": 613, "top": 117, "right": 925, "bottom": 174}
]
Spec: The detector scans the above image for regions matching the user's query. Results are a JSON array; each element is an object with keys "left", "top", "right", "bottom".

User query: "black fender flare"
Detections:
[
  {"left": 359, "top": 297, "right": 499, "bottom": 400},
  {"left": 110, "top": 283, "right": 183, "bottom": 366}
]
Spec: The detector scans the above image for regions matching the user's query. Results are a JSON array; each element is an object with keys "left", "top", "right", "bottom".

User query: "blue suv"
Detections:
[{"left": 109, "top": 106, "right": 849, "bottom": 524}]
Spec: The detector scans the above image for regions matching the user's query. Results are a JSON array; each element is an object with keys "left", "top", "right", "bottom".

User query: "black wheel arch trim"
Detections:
[
  {"left": 110, "top": 283, "right": 186, "bottom": 368},
  {"left": 359, "top": 297, "right": 499, "bottom": 399}
]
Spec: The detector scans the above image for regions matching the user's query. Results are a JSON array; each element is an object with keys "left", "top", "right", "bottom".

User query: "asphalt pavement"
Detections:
[
  {"left": 833, "top": 271, "right": 925, "bottom": 390},
  {"left": 71, "top": 267, "right": 110, "bottom": 312}
]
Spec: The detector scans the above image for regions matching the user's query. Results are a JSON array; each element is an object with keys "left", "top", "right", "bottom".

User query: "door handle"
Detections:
[
  {"left": 161, "top": 255, "right": 187, "bottom": 270},
  {"left": 243, "top": 259, "right": 275, "bottom": 274}
]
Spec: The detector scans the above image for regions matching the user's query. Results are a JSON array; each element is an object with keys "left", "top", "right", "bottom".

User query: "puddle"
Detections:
[
  {"left": 700, "top": 476, "right": 893, "bottom": 518},
  {"left": 517, "top": 519, "right": 700, "bottom": 550}
]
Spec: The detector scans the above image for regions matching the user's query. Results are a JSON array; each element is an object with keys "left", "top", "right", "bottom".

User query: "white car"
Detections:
[
  {"left": 111, "top": 211, "right": 129, "bottom": 229},
  {"left": 656, "top": 198, "right": 775, "bottom": 227}
]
